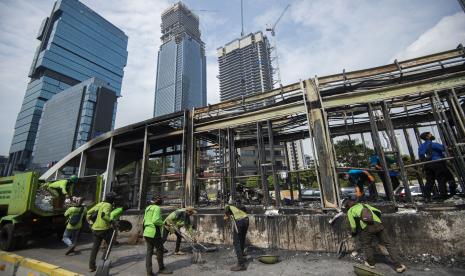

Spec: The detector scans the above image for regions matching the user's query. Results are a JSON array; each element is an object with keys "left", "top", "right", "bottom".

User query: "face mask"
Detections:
[{"left": 430, "top": 135, "right": 436, "bottom": 141}]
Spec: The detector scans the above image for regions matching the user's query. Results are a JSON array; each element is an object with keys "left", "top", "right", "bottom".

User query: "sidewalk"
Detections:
[{"left": 15, "top": 233, "right": 465, "bottom": 276}]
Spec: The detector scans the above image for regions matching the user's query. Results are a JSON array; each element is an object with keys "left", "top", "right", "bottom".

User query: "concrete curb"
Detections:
[{"left": 0, "top": 251, "right": 82, "bottom": 276}]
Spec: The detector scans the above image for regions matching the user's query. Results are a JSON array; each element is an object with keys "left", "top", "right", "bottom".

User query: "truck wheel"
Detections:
[{"left": 0, "top": 224, "right": 16, "bottom": 251}]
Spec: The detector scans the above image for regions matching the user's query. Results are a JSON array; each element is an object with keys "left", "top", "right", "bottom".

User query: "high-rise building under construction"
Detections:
[
  {"left": 218, "top": 32, "right": 273, "bottom": 101},
  {"left": 153, "top": 2, "right": 207, "bottom": 117}
]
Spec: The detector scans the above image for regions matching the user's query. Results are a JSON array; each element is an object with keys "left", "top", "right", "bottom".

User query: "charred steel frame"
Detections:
[{"left": 40, "top": 47, "right": 465, "bottom": 210}]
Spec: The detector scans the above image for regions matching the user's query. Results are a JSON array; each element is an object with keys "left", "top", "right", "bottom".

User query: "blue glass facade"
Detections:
[
  {"left": 6, "top": 0, "right": 128, "bottom": 174},
  {"left": 32, "top": 78, "right": 117, "bottom": 168},
  {"left": 153, "top": 2, "right": 206, "bottom": 117}
]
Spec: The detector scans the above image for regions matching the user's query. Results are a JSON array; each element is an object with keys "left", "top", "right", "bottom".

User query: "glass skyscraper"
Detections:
[
  {"left": 5, "top": 0, "right": 128, "bottom": 175},
  {"left": 32, "top": 77, "right": 117, "bottom": 169},
  {"left": 153, "top": 2, "right": 207, "bottom": 117}
]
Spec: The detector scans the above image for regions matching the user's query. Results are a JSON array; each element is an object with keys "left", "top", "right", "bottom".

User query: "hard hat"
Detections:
[
  {"left": 69, "top": 175, "right": 78, "bottom": 182},
  {"left": 186, "top": 206, "right": 197, "bottom": 214}
]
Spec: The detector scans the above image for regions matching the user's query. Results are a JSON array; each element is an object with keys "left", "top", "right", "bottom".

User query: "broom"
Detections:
[{"left": 172, "top": 226, "right": 205, "bottom": 264}]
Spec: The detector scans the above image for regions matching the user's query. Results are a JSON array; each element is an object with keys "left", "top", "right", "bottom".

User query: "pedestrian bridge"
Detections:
[{"left": 40, "top": 47, "right": 465, "bottom": 210}]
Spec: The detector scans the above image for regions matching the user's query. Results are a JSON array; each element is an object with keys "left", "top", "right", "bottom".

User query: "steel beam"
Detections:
[
  {"left": 257, "top": 122, "right": 270, "bottom": 206},
  {"left": 77, "top": 151, "right": 87, "bottom": 177},
  {"left": 267, "top": 120, "right": 281, "bottom": 207},
  {"left": 324, "top": 72, "right": 465, "bottom": 108},
  {"left": 303, "top": 79, "right": 340, "bottom": 209},
  {"left": 318, "top": 48, "right": 464, "bottom": 85},
  {"left": 183, "top": 110, "right": 195, "bottom": 206},
  {"left": 227, "top": 128, "right": 237, "bottom": 201},
  {"left": 368, "top": 104, "right": 395, "bottom": 202},
  {"left": 103, "top": 137, "right": 115, "bottom": 198},
  {"left": 195, "top": 103, "right": 306, "bottom": 133},
  {"left": 138, "top": 127, "right": 149, "bottom": 210},
  {"left": 381, "top": 102, "right": 412, "bottom": 202}
]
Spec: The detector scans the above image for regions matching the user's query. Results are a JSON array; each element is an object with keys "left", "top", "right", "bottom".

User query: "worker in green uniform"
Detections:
[
  {"left": 224, "top": 202, "right": 249, "bottom": 271},
  {"left": 47, "top": 175, "right": 78, "bottom": 198},
  {"left": 163, "top": 206, "right": 197, "bottom": 255},
  {"left": 62, "top": 197, "right": 87, "bottom": 255},
  {"left": 343, "top": 199, "right": 406, "bottom": 273},
  {"left": 86, "top": 192, "right": 116, "bottom": 272},
  {"left": 144, "top": 196, "right": 172, "bottom": 275}
]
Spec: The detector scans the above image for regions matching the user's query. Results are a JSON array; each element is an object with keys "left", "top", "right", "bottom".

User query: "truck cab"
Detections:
[{"left": 0, "top": 172, "right": 102, "bottom": 251}]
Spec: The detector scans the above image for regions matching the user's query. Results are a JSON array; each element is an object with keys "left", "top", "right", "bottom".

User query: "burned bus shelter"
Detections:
[{"left": 40, "top": 47, "right": 465, "bottom": 211}]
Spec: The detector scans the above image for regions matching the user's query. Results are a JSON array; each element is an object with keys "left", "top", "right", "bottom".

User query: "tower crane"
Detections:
[{"left": 266, "top": 4, "right": 290, "bottom": 88}]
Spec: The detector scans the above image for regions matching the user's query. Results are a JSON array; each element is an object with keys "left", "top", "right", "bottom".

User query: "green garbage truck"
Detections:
[{"left": 0, "top": 171, "right": 103, "bottom": 251}]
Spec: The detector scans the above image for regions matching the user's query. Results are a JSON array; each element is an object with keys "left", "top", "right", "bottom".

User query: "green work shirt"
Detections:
[
  {"left": 110, "top": 207, "right": 124, "bottom": 221},
  {"left": 143, "top": 205, "right": 163, "bottom": 238},
  {"left": 87, "top": 202, "right": 113, "bottom": 231},
  {"left": 47, "top": 180, "right": 72, "bottom": 196},
  {"left": 226, "top": 205, "right": 248, "bottom": 220},
  {"left": 347, "top": 203, "right": 381, "bottom": 233},
  {"left": 164, "top": 208, "right": 193, "bottom": 235},
  {"left": 64, "top": 206, "right": 87, "bottom": 230}
]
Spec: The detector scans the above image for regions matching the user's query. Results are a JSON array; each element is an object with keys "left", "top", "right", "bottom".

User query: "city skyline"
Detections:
[
  {"left": 4, "top": 0, "right": 128, "bottom": 174},
  {"left": 0, "top": 0, "right": 464, "bottom": 156}
]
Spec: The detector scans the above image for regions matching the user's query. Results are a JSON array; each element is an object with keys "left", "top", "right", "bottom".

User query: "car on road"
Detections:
[
  {"left": 301, "top": 188, "right": 321, "bottom": 201},
  {"left": 398, "top": 185, "right": 423, "bottom": 198}
]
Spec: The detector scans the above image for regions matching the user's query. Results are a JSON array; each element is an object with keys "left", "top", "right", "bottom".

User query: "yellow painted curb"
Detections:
[
  {"left": 0, "top": 250, "right": 83, "bottom": 276},
  {"left": 0, "top": 251, "right": 24, "bottom": 263}
]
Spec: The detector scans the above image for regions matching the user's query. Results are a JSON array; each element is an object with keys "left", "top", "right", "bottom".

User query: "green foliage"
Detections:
[
  {"left": 334, "top": 139, "right": 375, "bottom": 167},
  {"left": 245, "top": 176, "right": 260, "bottom": 189}
]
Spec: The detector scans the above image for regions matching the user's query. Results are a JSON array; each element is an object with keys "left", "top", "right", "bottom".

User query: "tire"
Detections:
[{"left": 0, "top": 223, "right": 16, "bottom": 251}]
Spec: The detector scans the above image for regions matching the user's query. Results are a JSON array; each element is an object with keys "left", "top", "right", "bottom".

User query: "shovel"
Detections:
[
  {"left": 337, "top": 236, "right": 351, "bottom": 259},
  {"left": 95, "top": 228, "right": 117, "bottom": 276}
]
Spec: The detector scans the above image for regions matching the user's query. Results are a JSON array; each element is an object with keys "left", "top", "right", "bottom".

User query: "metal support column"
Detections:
[
  {"left": 227, "top": 127, "right": 236, "bottom": 202},
  {"left": 302, "top": 79, "right": 340, "bottom": 209},
  {"left": 267, "top": 120, "right": 281, "bottom": 207},
  {"left": 368, "top": 103, "right": 396, "bottom": 202},
  {"left": 432, "top": 92, "right": 465, "bottom": 189},
  {"left": 77, "top": 151, "right": 87, "bottom": 178},
  {"left": 381, "top": 102, "right": 412, "bottom": 202},
  {"left": 138, "top": 127, "right": 149, "bottom": 210},
  {"left": 290, "top": 141, "right": 302, "bottom": 201},
  {"left": 184, "top": 110, "right": 196, "bottom": 207},
  {"left": 402, "top": 106, "right": 426, "bottom": 196},
  {"left": 257, "top": 122, "right": 270, "bottom": 206},
  {"left": 103, "top": 137, "right": 115, "bottom": 198},
  {"left": 283, "top": 143, "right": 294, "bottom": 202}
]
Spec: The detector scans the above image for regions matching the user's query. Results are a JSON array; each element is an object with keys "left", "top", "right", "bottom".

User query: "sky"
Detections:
[{"left": 0, "top": 0, "right": 464, "bottom": 156}]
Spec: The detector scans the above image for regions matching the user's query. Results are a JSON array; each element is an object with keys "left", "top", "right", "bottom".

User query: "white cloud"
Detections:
[
  {"left": 80, "top": 0, "right": 171, "bottom": 127},
  {"left": 392, "top": 12, "right": 465, "bottom": 60},
  {"left": 275, "top": 0, "right": 462, "bottom": 84},
  {"left": 206, "top": 61, "right": 220, "bottom": 104},
  {"left": 0, "top": 1, "right": 51, "bottom": 156},
  {"left": 0, "top": 0, "right": 461, "bottom": 157}
]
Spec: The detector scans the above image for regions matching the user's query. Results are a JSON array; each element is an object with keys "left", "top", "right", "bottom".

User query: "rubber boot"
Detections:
[
  {"left": 230, "top": 263, "right": 247, "bottom": 271},
  {"left": 157, "top": 252, "right": 173, "bottom": 274},
  {"left": 395, "top": 264, "right": 406, "bottom": 273}
]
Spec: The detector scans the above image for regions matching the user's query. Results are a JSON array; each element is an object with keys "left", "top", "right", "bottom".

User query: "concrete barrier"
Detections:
[
  {"left": 120, "top": 210, "right": 465, "bottom": 258},
  {"left": 0, "top": 251, "right": 82, "bottom": 276}
]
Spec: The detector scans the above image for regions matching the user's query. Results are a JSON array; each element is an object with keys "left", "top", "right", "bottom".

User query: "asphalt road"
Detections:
[{"left": 14, "top": 233, "right": 465, "bottom": 276}]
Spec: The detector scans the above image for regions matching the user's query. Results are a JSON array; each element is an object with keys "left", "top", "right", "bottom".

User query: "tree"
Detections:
[
  {"left": 246, "top": 176, "right": 260, "bottom": 189},
  {"left": 334, "top": 139, "right": 374, "bottom": 168}
]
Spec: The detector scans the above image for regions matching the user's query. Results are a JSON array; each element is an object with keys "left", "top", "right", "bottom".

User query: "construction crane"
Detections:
[
  {"left": 266, "top": 4, "right": 290, "bottom": 88},
  {"left": 266, "top": 4, "right": 290, "bottom": 37}
]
